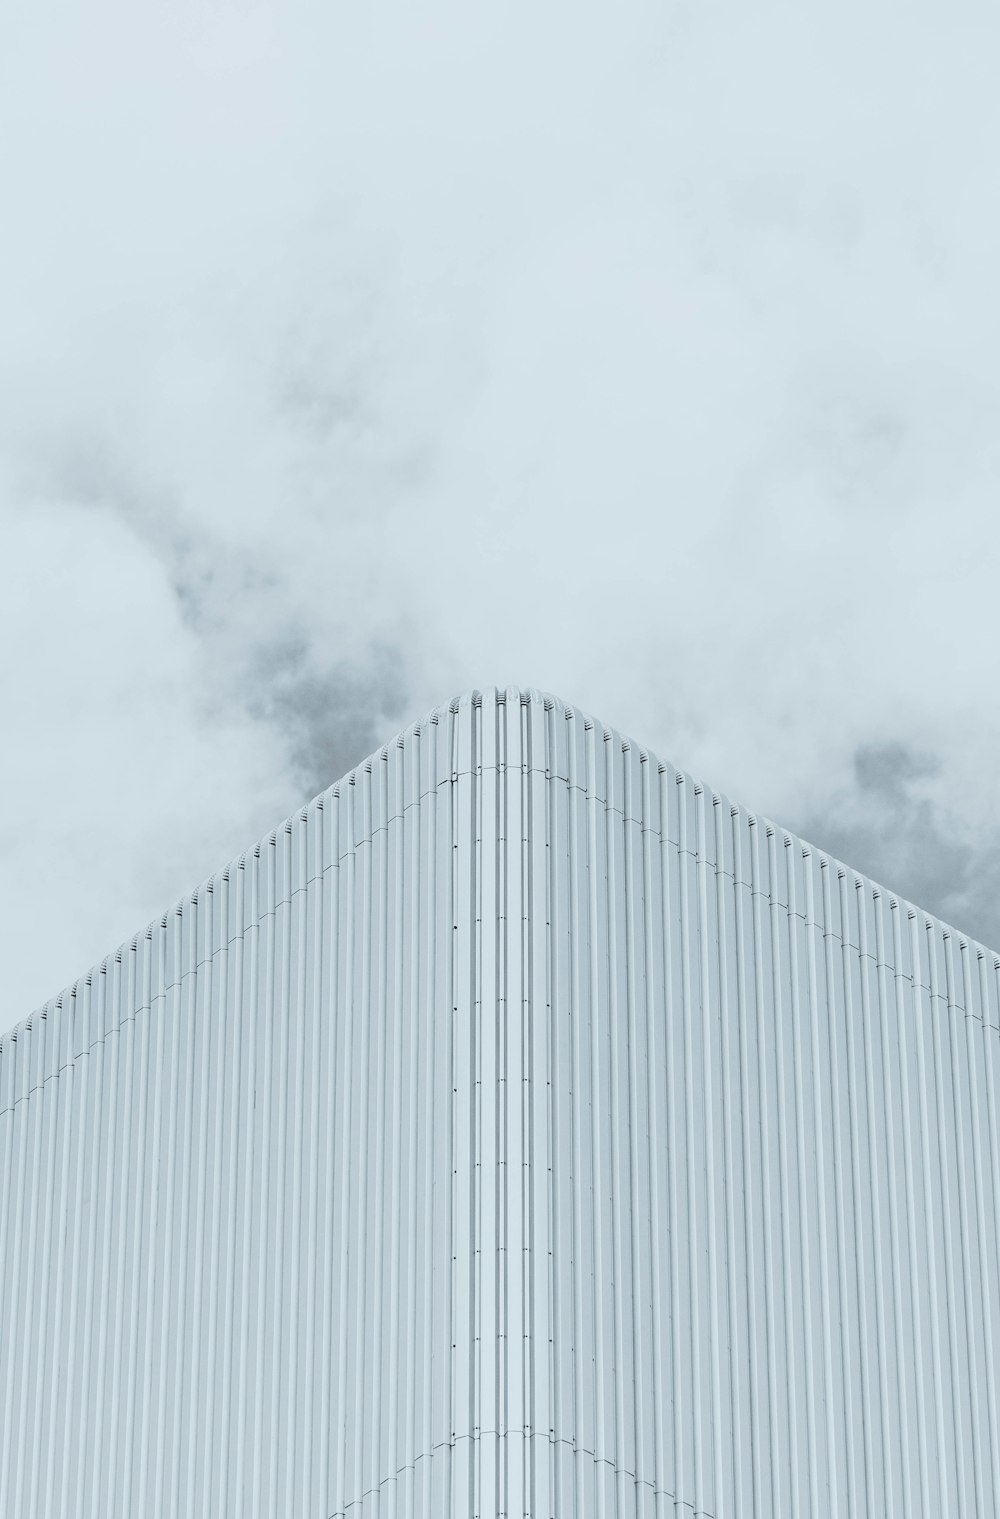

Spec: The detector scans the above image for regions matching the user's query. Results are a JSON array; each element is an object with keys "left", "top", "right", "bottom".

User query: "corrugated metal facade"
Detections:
[{"left": 2, "top": 685, "right": 999, "bottom": 1517}]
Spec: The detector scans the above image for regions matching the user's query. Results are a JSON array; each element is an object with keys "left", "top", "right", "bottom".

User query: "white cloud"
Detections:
[
  {"left": 0, "top": 498, "right": 294, "bottom": 1017},
  {"left": 3, "top": 0, "right": 1000, "bottom": 1024}
]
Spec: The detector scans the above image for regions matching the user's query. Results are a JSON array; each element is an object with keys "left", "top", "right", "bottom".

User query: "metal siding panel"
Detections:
[{"left": 6, "top": 686, "right": 1000, "bottom": 1517}]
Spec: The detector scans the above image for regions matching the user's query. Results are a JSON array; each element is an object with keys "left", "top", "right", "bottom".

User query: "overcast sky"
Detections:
[{"left": 3, "top": 0, "right": 999, "bottom": 1029}]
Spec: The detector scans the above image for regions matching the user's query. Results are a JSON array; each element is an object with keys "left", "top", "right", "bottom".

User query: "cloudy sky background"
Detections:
[{"left": 3, "top": 0, "right": 999, "bottom": 1027}]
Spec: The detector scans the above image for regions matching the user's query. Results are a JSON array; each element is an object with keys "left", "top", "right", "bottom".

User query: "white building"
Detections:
[{"left": 2, "top": 686, "right": 999, "bottom": 1517}]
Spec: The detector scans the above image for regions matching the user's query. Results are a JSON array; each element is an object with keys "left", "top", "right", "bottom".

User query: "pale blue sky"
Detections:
[{"left": 3, "top": 0, "right": 999, "bottom": 1025}]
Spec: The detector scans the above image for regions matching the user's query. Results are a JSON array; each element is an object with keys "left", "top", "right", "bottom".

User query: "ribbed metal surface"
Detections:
[{"left": 2, "top": 685, "right": 999, "bottom": 1517}]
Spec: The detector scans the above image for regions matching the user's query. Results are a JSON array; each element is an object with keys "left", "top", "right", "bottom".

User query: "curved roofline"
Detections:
[{"left": 6, "top": 684, "right": 998, "bottom": 1043}]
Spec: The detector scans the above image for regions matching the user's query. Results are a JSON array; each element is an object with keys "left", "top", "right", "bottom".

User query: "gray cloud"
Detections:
[
  {"left": 796, "top": 742, "right": 1000, "bottom": 952},
  {"left": 3, "top": 0, "right": 1000, "bottom": 1022},
  {"left": 243, "top": 636, "right": 408, "bottom": 804}
]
